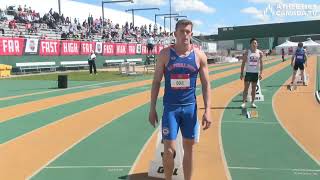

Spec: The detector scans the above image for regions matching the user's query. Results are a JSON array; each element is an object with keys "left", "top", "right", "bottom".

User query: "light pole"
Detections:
[
  {"left": 102, "top": 0, "right": 134, "bottom": 30},
  {"left": 164, "top": 15, "right": 187, "bottom": 31},
  {"left": 125, "top": 8, "right": 159, "bottom": 28},
  {"left": 169, "top": 0, "right": 172, "bottom": 34},
  {"left": 154, "top": 13, "right": 179, "bottom": 28},
  {"left": 58, "top": 0, "right": 61, "bottom": 15}
]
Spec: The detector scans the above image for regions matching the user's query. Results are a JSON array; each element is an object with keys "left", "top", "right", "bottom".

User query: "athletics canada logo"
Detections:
[
  {"left": 264, "top": 3, "right": 320, "bottom": 17},
  {"left": 162, "top": 127, "right": 170, "bottom": 136}
]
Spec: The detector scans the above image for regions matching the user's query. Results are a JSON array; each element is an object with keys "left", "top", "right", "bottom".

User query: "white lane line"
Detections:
[
  {"left": 45, "top": 165, "right": 131, "bottom": 169},
  {"left": 223, "top": 121, "right": 279, "bottom": 125},
  {"left": 229, "top": 166, "right": 320, "bottom": 172}
]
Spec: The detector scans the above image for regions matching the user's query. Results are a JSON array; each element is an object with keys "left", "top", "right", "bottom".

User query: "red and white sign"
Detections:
[
  {"left": 61, "top": 40, "right": 80, "bottom": 55},
  {"left": 39, "top": 40, "right": 60, "bottom": 56},
  {"left": 141, "top": 44, "right": 147, "bottom": 55},
  {"left": 103, "top": 43, "right": 115, "bottom": 56},
  {"left": 115, "top": 43, "right": 127, "bottom": 56},
  {"left": 81, "top": 41, "right": 95, "bottom": 55},
  {"left": 95, "top": 42, "right": 103, "bottom": 54},
  {"left": 127, "top": 44, "right": 136, "bottom": 55},
  {"left": 24, "top": 38, "right": 39, "bottom": 54},
  {"left": 0, "top": 38, "right": 24, "bottom": 56}
]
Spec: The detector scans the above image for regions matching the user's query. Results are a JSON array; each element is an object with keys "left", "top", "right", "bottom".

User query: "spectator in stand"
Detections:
[
  {"left": 26, "top": 22, "right": 32, "bottom": 34},
  {"left": 154, "top": 24, "right": 158, "bottom": 34},
  {"left": 49, "top": 8, "right": 53, "bottom": 16},
  {"left": 0, "top": 28, "right": 5, "bottom": 35},
  {"left": 66, "top": 17, "right": 69, "bottom": 25},
  {"left": 61, "top": 14, "right": 65, "bottom": 24},
  {"left": 41, "top": 34, "right": 47, "bottom": 39},
  {"left": 19, "top": 32, "right": 24, "bottom": 38},
  {"left": 24, "top": 5, "right": 28, "bottom": 12},
  {"left": 18, "top": 5, "right": 22, "bottom": 12},
  {"left": 9, "top": 20, "right": 17, "bottom": 30}
]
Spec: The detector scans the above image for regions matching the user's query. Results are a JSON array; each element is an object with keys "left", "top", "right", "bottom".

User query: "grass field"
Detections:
[{"left": 1, "top": 71, "right": 154, "bottom": 82}]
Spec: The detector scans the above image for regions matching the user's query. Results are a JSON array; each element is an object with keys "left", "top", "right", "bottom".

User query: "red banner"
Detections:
[
  {"left": 115, "top": 43, "right": 127, "bottom": 56},
  {"left": 0, "top": 38, "right": 24, "bottom": 56},
  {"left": 61, "top": 40, "right": 80, "bottom": 55},
  {"left": 81, "top": 41, "right": 95, "bottom": 55},
  {"left": 39, "top": 40, "right": 60, "bottom": 56},
  {"left": 103, "top": 43, "right": 115, "bottom": 56},
  {"left": 141, "top": 44, "right": 147, "bottom": 55},
  {"left": 127, "top": 44, "right": 136, "bottom": 55},
  {"left": 157, "top": 45, "right": 164, "bottom": 54},
  {"left": 152, "top": 45, "right": 158, "bottom": 55}
]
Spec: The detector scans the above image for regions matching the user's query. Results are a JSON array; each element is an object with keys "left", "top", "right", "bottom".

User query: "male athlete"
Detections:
[
  {"left": 149, "top": 19, "right": 212, "bottom": 180},
  {"left": 291, "top": 42, "right": 308, "bottom": 86},
  {"left": 240, "top": 38, "right": 263, "bottom": 108}
]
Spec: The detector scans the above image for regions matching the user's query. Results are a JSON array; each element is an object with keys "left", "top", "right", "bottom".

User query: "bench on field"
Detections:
[
  {"left": 16, "top": 62, "right": 57, "bottom": 74},
  {"left": 60, "top": 61, "right": 89, "bottom": 70}
]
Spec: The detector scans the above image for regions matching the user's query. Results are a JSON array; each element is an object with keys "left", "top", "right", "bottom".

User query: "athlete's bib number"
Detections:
[
  {"left": 248, "top": 56, "right": 259, "bottom": 66},
  {"left": 296, "top": 55, "right": 303, "bottom": 60},
  {"left": 171, "top": 74, "right": 190, "bottom": 89}
]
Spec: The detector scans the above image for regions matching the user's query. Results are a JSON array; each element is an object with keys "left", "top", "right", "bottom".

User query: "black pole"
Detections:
[
  {"left": 102, "top": 2, "right": 104, "bottom": 30},
  {"left": 132, "top": 10, "right": 135, "bottom": 28},
  {"left": 58, "top": 0, "right": 61, "bottom": 15},
  {"left": 155, "top": 15, "right": 157, "bottom": 26},
  {"left": 169, "top": 0, "right": 172, "bottom": 33},
  {"left": 164, "top": 18, "right": 166, "bottom": 31}
]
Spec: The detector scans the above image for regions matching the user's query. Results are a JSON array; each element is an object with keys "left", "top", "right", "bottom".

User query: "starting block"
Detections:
[
  {"left": 247, "top": 80, "right": 264, "bottom": 101},
  {"left": 288, "top": 84, "right": 297, "bottom": 91},
  {"left": 242, "top": 108, "right": 259, "bottom": 118},
  {"left": 295, "top": 69, "right": 309, "bottom": 86},
  {"left": 148, "top": 125, "right": 200, "bottom": 179},
  {"left": 148, "top": 127, "right": 184, "bottom": 180},
  {"left": 250, "top": 110, "right": 259, "bottom": 118}
]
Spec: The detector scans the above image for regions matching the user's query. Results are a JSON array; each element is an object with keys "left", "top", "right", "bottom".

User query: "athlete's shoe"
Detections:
[
  {"left": 241, "top": 103, "right": 246, "bottom": 109},
  {"left": 251, "top": 103, "right": 257, "bottom": 108}
]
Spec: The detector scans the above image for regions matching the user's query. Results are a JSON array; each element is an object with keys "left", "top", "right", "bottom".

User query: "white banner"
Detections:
[
  {"left": 136, "top": 44, "right": 142, "bottom": 54},
  {"left": 25, "top": 38, "right": 39, "bottom": 54},
  {"left": 95, "top": 42, "right": 103, "bottom": 54}
]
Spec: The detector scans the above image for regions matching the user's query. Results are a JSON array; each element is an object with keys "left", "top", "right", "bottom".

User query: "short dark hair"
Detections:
[
  {"left": 175, "top": 19, "right": 193, "bottom": 31},
  {"left": 298, "top": 42, "right": 303, "bottom": 47},
  {"left": 250, "top": 38, "right": 257, "bottom": 44}
]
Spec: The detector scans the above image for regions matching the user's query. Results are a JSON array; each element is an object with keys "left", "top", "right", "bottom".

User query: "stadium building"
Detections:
[{"left": 196, "top": 20, "right": 320, "bottom": 51}]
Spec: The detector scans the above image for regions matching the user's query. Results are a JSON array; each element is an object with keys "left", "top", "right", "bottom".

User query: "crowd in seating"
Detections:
[{"left": 0, "top": 4, "right": 173, "bottom": 44}]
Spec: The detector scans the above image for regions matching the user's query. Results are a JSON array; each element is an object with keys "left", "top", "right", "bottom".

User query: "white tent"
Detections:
[
  {"left": 302, "top": 38, "right": 320, "bottom": 54},
  {"left": 275, "top": 40, "right": 298, "bottom": 55},
  {"left": 303, "top": 38, "right": 320, "bottom": 46}
]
